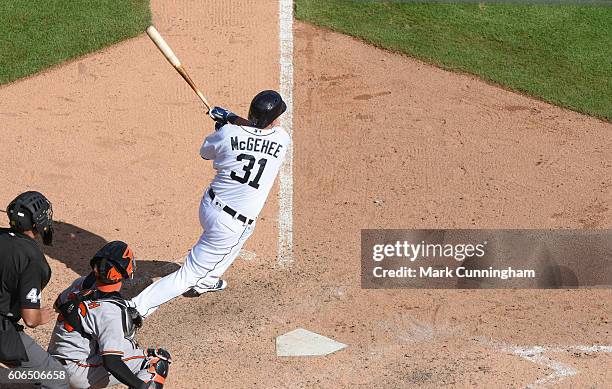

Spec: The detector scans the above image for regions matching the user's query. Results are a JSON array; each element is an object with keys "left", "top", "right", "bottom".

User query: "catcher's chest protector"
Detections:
[{"left": 57, "top": 289, "right": 138, "bottom": 341}]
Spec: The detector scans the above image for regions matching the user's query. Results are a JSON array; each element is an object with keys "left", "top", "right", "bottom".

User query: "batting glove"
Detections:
[{"left": 209, "top": 106, "right": 237, "bottom": 124}]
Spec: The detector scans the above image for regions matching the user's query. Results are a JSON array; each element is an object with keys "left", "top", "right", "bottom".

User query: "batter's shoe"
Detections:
[{"left": 182, "top": 279, "right": 227, "bottom": 298}]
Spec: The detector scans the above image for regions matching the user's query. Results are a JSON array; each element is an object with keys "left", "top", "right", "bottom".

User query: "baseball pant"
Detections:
[
  {"left": 60, "top": 349, "right": 151, "bottom": 389},
  {"left": 15, "top": 332, "right": 69, "bottom": 389},
  {"left": 132, "top": 190, "right": 255, "bottom": 317}
]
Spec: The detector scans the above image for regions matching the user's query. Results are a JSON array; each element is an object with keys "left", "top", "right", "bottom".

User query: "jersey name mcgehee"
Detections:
[{"left": 230, "top": 136, "right": 284, "bottom": 158}]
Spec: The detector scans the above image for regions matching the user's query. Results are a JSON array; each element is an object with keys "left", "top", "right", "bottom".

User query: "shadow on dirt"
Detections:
[{"left": 43, "top": 220, "right": 181, "bottom": 297}]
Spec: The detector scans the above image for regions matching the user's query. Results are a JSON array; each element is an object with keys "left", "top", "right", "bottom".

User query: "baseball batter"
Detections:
[
  {"left": 48, "top": 241, "right": 171, "bottom": 389},
  {"left": 131, "top": 90, "right": 290, "bottom": 317}
]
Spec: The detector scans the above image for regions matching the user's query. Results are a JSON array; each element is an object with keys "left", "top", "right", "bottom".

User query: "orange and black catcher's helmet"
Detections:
[{"left": 90, "top": 241, "right": 135, "bottom": 284}]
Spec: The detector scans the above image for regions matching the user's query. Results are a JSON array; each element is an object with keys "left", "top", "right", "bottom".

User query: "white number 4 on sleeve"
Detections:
[{"left": 26, "top": 288, "right": 41, "bottom": 304}]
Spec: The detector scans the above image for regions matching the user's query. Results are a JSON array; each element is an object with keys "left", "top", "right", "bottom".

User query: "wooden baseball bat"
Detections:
[
  {"left": 145, "top": 25, "right": 254, "bottom": 126},
  {"left": 146, "top": 25, "right": 212, "bottom": 112}
]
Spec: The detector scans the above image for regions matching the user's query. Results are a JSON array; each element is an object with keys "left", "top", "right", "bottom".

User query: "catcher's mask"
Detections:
[
  {"left": 7, "top": 191, "right": 54, "bottom": 246},
  {"left": 90, "top": 241, "right": 135, "bottom": 286},
  {"left": 248, "top": 90, "right": 286, "bottom": 129}
]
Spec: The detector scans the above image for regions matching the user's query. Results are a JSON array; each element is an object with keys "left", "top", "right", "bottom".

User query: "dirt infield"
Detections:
[
  {"left": 291, "top": 23, "right": 611, "bottom": 388},
  {"left": 0, "top": 1, "right": 610, "bottom": 388}
]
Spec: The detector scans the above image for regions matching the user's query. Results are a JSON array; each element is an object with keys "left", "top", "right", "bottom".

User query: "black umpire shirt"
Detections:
[{"left": 0, "top": 228, "right": 51, "bottom": 322}]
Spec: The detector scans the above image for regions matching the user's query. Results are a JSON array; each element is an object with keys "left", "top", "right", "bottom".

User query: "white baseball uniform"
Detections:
[
  {"left": 48, "top": 276, "right": 155, "bottom": 389},
  {"left": 131, "top": 123, "right": 291, "bottom": 317}
]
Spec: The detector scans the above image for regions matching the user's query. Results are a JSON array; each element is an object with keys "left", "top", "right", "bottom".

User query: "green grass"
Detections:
[
  {"left": 0, "top": 0, "right": 150, "bottom": 84},
  {"left": 295, "top": 1, "right": 612, "bottom": 121}
]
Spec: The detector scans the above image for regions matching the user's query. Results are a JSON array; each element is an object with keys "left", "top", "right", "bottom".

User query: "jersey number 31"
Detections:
[{"left": 231, "top": 153, "right": 267, "bottom": 189}]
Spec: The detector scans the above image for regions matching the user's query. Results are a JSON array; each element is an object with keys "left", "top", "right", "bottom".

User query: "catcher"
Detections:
[{"left": 47, "top": 241, "right": 172, "bottom": 389}]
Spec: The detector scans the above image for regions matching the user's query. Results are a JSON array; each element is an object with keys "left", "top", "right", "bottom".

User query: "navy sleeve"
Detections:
[{"left": 103, "top": 355, "right": 146, "bottom": 389}]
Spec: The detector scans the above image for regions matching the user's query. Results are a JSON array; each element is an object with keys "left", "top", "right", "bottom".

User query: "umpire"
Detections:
[{"left": 0, "top": 191, "right": 68, "bottom": 388}]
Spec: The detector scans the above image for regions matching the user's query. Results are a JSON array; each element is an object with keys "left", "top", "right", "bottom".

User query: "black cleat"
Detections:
[{"left": 182, "top": 279, "right": 227, "bottom": 298}]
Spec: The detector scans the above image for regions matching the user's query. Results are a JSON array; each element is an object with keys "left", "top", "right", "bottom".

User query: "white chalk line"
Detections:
[
  {"left": 278, "top": 0, "right": 294, "bottom": 267},
  {"left": 475, "top": 337, "right": 612, "bottom": 388}
]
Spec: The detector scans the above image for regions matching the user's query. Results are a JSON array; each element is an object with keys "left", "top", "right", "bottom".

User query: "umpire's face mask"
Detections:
[
  {"left": 42, "top": 225, "right": 53, "bottom": 246},
  {"left": 40, "top": 206, "right": 53, "bottom": 246}
]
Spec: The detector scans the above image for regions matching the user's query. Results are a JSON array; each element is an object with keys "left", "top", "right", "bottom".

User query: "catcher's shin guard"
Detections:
[{"left": 145, "top": 348, "right": 172, "bottom": 388}]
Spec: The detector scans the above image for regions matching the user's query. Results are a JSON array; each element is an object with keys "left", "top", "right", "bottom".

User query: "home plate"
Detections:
[{"left": 276, "top": 328, "right": 347, "bottom": 357}]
